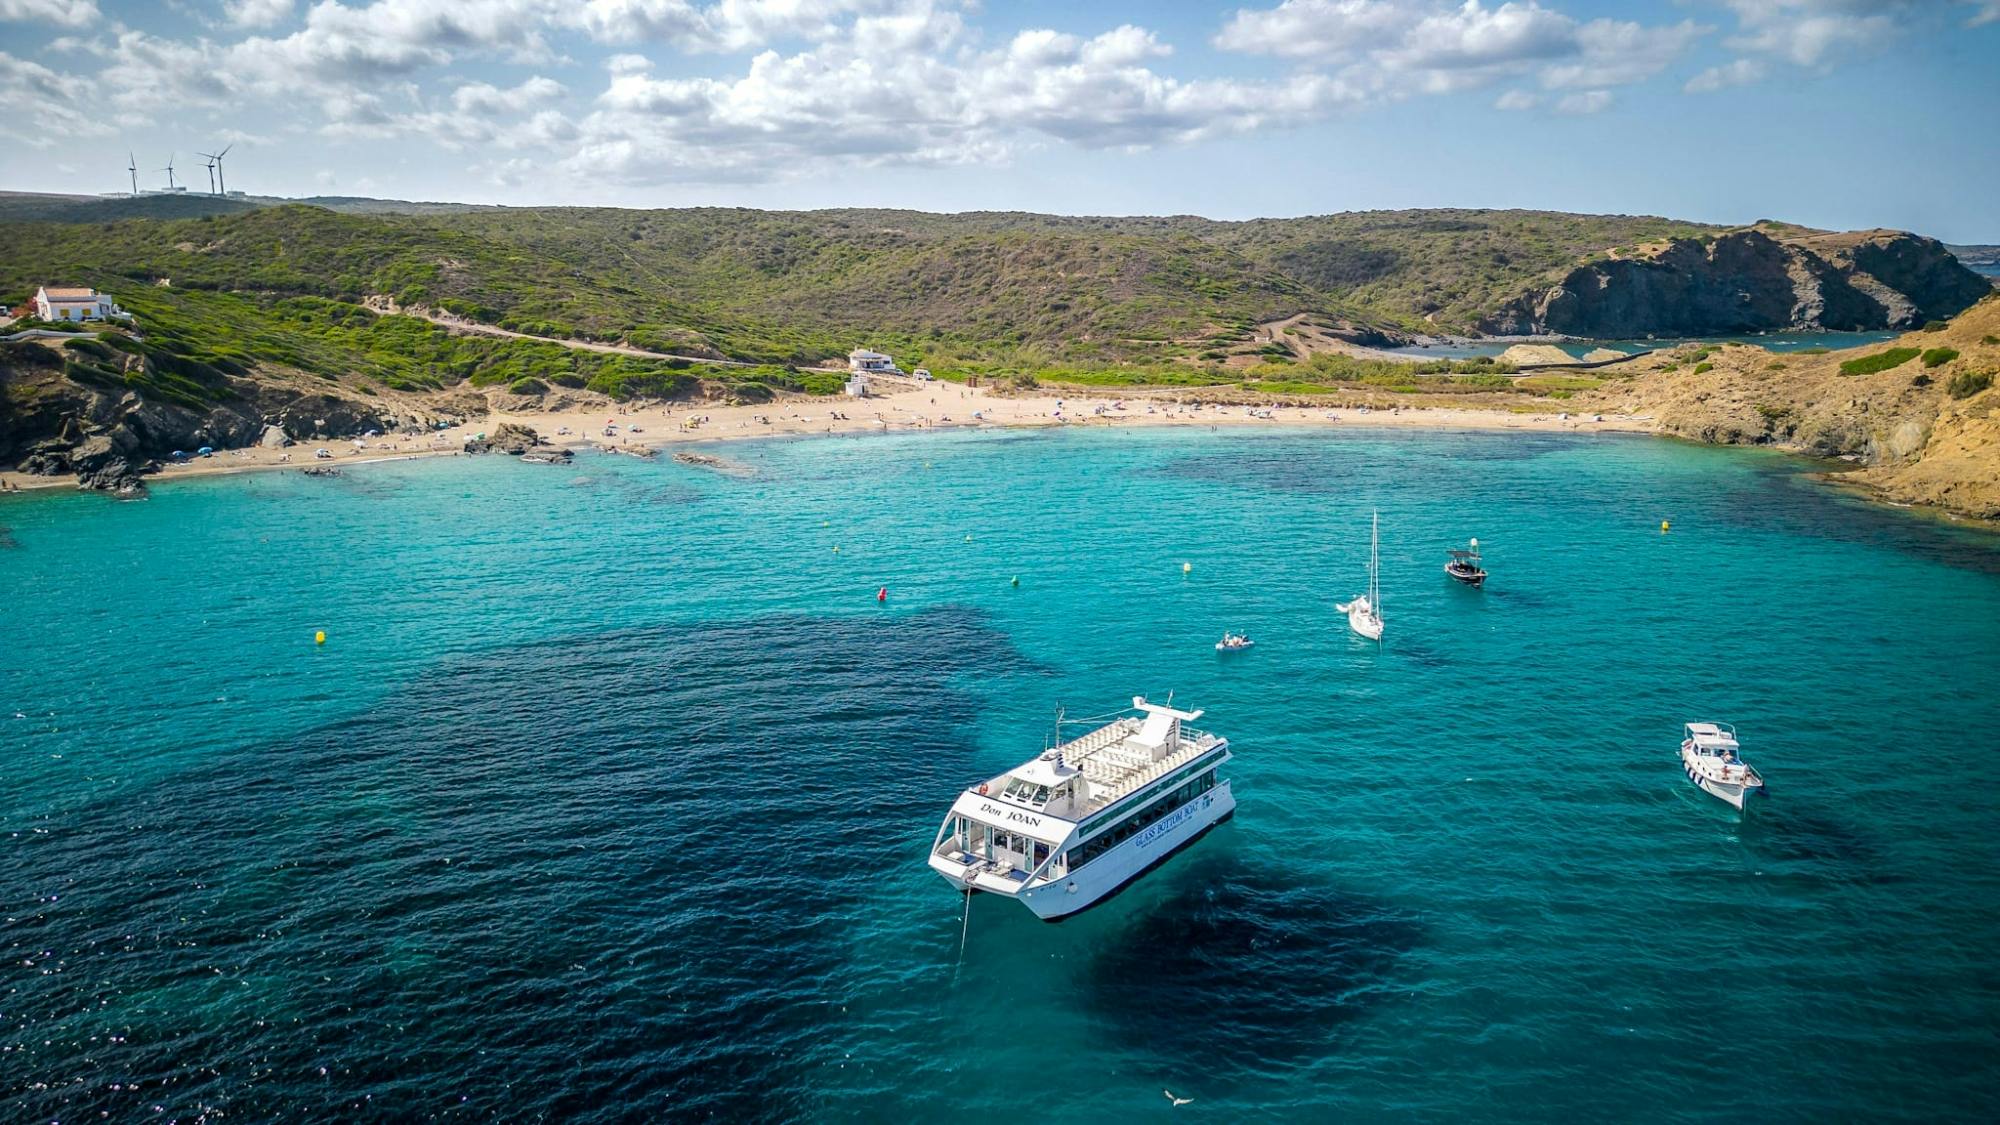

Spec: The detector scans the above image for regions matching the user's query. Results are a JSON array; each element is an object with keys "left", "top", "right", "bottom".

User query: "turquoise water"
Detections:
[
  {"left": 1391, "top": 330, "right": 1899, "bottom": 360},
  {"left": 5, "top": 428, "right": 2000, "bottom": 1121}
]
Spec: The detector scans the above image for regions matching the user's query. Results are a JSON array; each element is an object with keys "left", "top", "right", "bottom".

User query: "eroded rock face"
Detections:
[
  {"left": 0, "top": 341, "right": 418, "bottom": 493},
  {"left": 1482, "top": 229, "right": 1991, "bottom": 337},
  {"left": 463, "top": 422, "right": 540, "bottom": 454}
]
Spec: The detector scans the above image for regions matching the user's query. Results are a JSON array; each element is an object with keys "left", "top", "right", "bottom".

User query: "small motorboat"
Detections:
[
  {"left": 1445, "top": 538, "right": 1487, "bottom": 587},
  {"left": 1680, "top": 722, "right": 1765, "bottom": 810},
  {"left": 1215, "top": 632, "right": 1255, "bottom": 652}
]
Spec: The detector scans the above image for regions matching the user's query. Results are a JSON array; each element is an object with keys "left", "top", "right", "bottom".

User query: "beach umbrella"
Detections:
[{"left": 197, "top": 446, "right": 214, "bottom": 456}]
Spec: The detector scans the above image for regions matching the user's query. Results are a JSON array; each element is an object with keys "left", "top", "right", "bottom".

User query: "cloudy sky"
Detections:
[{"left": 3, "top": 0, "right": 1996, "bottom": 239}]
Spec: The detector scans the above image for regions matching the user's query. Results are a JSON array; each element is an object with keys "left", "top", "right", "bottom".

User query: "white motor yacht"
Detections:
[
  {"left": 1680, "top": 721, "right": 1766, "bottom": 810},
  {"left": 928, "top": 697, "right": 1235, "bottom": 920}
]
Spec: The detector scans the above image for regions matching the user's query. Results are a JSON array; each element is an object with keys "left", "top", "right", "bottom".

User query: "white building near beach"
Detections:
[
  {"left": 34, "top": 286, "right": 125, "bottom": 322},
  {"left": 844, "top": 373, "right": 870, "bottom": 398},
  {"left": 848, "top": 348, "right": 898, "bottom": 374}
]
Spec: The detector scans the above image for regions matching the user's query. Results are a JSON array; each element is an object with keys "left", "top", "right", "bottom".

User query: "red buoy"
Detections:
[{"left": 877, "top": 586, "right": 888, "bottom": 602}]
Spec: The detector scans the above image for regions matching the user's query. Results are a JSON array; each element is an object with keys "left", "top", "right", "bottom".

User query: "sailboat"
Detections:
[{"left": 1337, "top": 512, "right": 1384, "bottom": 641}]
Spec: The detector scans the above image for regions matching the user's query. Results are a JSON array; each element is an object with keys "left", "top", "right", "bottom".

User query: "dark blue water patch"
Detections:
[
  {"left": 1147, "top": 448, "right": 1357, "bottom": 496},
  {"left": 0, "top": 606, "right": 1029, "bottom": 1123},
  {"left": 1737, "top": 806, "right": 1893, "bottom": 883},
  {"left": 645, "top": 483, "right": 708, "bottom": 505},
  {"left": 1482, "top": 585, "right": 1548, "bottom": 609},
  {"left": 1082, "top": 859, "right": 1423, "bottom": 1075},
  {"left": 0, "top": 525, "right": 16, "bottom": 549},
  {"left": 1700, "top": 457, "right": 2000, "bottom": 576},
  {"left": 1148, "top": 432, "right": 1582, "bottom": 496}
]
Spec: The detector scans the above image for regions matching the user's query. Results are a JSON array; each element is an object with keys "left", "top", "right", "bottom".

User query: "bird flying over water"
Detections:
[{"left": 1164, "top": 1090, "right": 1193, "bottom": 1107}]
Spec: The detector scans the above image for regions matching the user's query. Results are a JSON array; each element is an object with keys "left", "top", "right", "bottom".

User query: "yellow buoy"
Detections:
[
  {"left": 1182, "top": 561, "right": 1192, "bottom": 574},
  {"left": 1661, "top": 520, "right": 1671, "bottom": 532},
  {"left": 314, "top": 630, "right": 326, "bottom": 645}
]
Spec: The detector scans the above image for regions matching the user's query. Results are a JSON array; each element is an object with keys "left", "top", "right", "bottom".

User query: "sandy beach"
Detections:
[{"left": 0, "top": 377, "right": 1652, "bottom": 493}]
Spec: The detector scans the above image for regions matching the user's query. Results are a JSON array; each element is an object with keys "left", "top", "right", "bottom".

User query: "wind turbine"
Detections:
[
  {"left": 200, "top": 153, "right": 216, "bottom": 194},
  {"left": 127, "top": 152, "right": 138, "bottom": 196},
  {"left": 160, "top": 154, "right": 177, "bottom": 192},
  {"left": 200, "top": 143, "right": 234, "bottom": 195}
]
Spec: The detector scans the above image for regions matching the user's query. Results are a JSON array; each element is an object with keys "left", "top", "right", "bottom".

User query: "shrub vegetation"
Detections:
[
  {"left": 1839, "top": 347, "right": 1922, "bottom": 376},
  {"left": 1946, "top": 370, "right": 1993, "bottom": 399}
]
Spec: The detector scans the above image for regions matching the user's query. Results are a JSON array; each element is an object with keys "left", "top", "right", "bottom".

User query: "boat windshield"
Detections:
[{"left": 1002, "top": 778, "right": 1056, "bottom": 807}]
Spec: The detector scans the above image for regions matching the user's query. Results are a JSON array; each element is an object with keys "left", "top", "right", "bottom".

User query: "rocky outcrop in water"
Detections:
[
  {"left": 671, "top": 451, "right": 754, "bottom": 476},
  {"left": 1482, "top": 228, "right": 1991, "bottom": 337}
]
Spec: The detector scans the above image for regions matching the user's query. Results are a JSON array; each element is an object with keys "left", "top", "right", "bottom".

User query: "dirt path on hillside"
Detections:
[{"left": 364, "top": 297, "right": 846, "bottom": 373}]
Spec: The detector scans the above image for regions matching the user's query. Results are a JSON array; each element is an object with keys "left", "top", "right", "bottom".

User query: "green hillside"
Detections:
[{"left": 0, "top": 202, "right": 1736, "bottom": 396}]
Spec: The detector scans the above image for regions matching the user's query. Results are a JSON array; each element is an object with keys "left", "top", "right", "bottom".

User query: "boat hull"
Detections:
[
  {"left": 1341, "top": 598, "right": 1383, "bottom": 640},
  {"left": 1682, "top": 755, "right": 1764, "bottom": 810},
  {"left": 930, "top": 781, "right": 1237, "bottom": 920},
  {"left": 1445, "top": 564, "right": 1486, "bottom": 587}
]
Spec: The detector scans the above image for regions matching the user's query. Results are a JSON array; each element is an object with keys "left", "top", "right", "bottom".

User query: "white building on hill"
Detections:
[
  {"left": 34, "top": 286, "right": 125, "bottom": 322},
  {"left": 848, "top": 348, "right": 899, "bottom": 374}
]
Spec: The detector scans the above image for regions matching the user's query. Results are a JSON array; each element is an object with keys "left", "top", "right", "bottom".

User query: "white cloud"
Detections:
[
  {"left": 1493, "top": 88, "right": 1538, "bottom": 109},
  {"left": 563, "top": 0, "right": 952, "bottom": 52},
  {"left": 1539, "top": 18, "right": 1707, "bottom": 89},
  {"left": 1684, "top": 56, "right": 1766, "bottom": 91},
  {"left": 1214, "top": 0, "right": 1411, "bottom": 60},
  {"left": 1719, "top": 0, "right": 1908, "bottom": 67},
  {"left": 90, "top": 30, "right": 238, "bottom": 113},
  {"left": 0, "top": 50, "right": 112, "bottom": 143},
  {"left": 1553, "top": 88, "right": 1609, "bottom": 113},
  {"left": 1971, "top": 2, "right": 2000, "bottom": 26},
  {"left": 1378, "top": 1, "right": 1577, "bottom": 75},
  {"left": 568, "top": 19, "right": 1359, "bottom": 183},
  {"left": 0, "top": 0, "right": 97, "bottom": 26},
  {"left": 0, "top": 49, "right": 80, "bottom": 102},
  {"left": 223, "top": 0, "right": 295, "bottom": 27},
  {"left": 451, "top": 74, "right": 566, "bottom": 116},
  {"left": 232, "top": 0, "right": 560, "bottom": 86},
  {"left": 1217, "top": 1, "right": 1706, "bottom": 99}
]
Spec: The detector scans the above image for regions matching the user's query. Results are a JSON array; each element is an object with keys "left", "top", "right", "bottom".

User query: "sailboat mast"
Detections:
[{"left": 1370, "top": 511, "right": 1380, "bottom": 613}]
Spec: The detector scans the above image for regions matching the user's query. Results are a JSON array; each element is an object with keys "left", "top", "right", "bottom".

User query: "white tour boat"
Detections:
[
  {"left": 928, "top": 697, "right": 1235, "bottom": 920},
  {"left": 1337, "top": 511, "right": 1385, "bottom": 641},
  {"left": 1680, "top": 721, "right": 1766, "bottom": 810}
]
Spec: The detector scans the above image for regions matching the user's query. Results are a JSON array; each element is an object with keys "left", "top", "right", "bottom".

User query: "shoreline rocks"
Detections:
[{"left": 672, "top": 451, "right": 754, "bottom": 476}]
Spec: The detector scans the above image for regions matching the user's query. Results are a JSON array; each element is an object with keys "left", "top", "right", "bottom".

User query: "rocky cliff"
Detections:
[
  {"left": 1481, "top": 227, "right": 1992, "bottom": 337},
  {"left": 1577, "top": 294, "right": 2000, "bottom": 518},
  {"left": 0, "top": 337, "right": 465, "bottom": 493}
]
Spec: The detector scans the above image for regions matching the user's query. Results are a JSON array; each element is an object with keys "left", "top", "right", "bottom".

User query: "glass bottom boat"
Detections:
[{"left": 927, "top": 697, "right": 1235, "bottom": 920}]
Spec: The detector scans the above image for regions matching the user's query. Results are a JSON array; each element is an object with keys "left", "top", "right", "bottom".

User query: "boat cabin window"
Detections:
[
  {"left": 1001, "top": 777, "right": 1069, "bottom": 809},
  {"left": 1065, "top": 769, "right": 1217, "bottom": 872}
]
